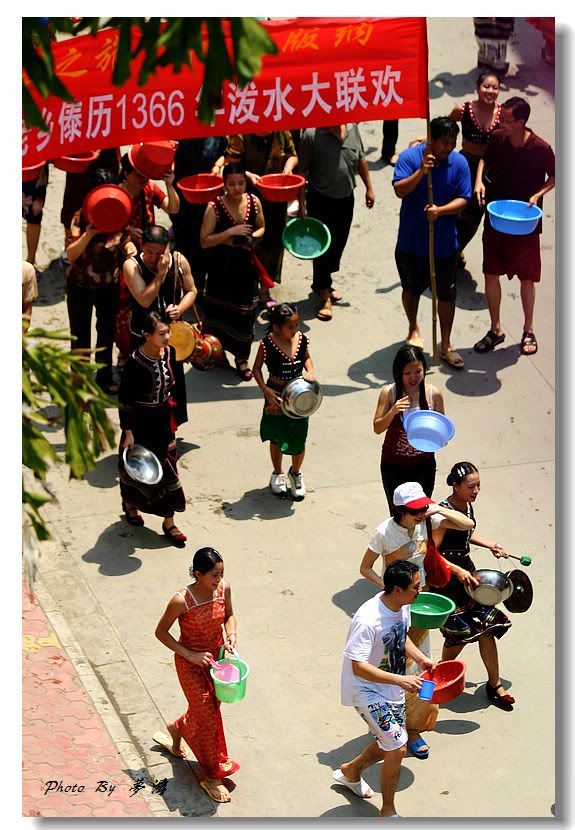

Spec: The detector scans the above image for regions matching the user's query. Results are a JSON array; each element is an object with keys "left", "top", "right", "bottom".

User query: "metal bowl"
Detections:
[
  {"left": 122, "top": 445, "right": 163, "bottom": 485},
  {"left": 281, "top": 377, "right": 323, "bottom": 419},
  {"left": 465, "top": 569, "right": 514, "bottom": 606}
]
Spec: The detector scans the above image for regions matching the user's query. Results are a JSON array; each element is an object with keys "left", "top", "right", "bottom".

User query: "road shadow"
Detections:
[
  {"left": 439, "top": 678, "right": 514, "bottom": 714},
  {"left": 218, "top": 487, "right": 297, "bottom": 521},
  {"left": 438, "top": 344, "right": 521, "bottom": 397},
  {"left": 332, "top": 578, "right": 378, "bottom": 619},
  {"left": 185, "top": 361, "right": 361, "bottom": 405},
  {"left": 35, "top": 257, "right": 66, "bottom": 307},
  {"left": 84, "top": 452, "right": 120, "bottom": 490},
  {"left": 318, "top": 733, "right": 416, "bottom": 808},
  {"left": 143, "top": 751, "right": 215, "bottom": 816},
  {"left": 82, "top": 518, "right": 174, "bottom": 576},
  {"left": 347, "top": 341, "right": 403, "bottom": 389},
  {"left": 434, "top": 717, "right": 480, "bottom": 736}
]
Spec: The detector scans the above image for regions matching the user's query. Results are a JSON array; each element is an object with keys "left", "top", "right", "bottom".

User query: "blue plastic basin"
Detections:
[
  {"left": 487, "top": 199, "right": 543, "bottom": 236},
  {"left": 403, "top": 411, "right": 455, "bottom": 452}
]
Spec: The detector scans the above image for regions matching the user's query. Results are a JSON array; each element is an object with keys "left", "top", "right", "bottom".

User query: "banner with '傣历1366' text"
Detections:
[{"left": 22, "top": 17, "right": 429, "bottom": 167}]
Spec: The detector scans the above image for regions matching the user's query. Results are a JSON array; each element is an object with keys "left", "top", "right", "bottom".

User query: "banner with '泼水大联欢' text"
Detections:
[{"left": 22, "top": 17, "right": 429, "bottom": 166}]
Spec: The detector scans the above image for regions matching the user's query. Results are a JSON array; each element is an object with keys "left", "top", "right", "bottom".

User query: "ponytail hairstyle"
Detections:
[
  {"left": 266, "top": 302, "right": 298, "bottom": 333},
  {"left": 189, "top": 547, "right": 224, "bottom": 578},
  {"left": 446, "top": 461, "right": 478, "bottom": 487},
  {"left": 392, "top": 344, "right": 428, "bottom": 409}
]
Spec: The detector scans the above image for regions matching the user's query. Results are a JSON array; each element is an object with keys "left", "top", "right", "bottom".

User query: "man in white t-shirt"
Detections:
[{"left": 334, "top": 559, "right": 436, "bottom": 818}]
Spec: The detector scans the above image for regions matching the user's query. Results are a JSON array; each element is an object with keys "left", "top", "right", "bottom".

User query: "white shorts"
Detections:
[{"left": 355, "top": 700, "right": 407, "bottom": 752}]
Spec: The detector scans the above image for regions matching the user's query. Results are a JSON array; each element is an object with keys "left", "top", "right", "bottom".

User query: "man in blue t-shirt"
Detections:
[{"left": 392, "top": 117, "right": 471, "bottom": 369}]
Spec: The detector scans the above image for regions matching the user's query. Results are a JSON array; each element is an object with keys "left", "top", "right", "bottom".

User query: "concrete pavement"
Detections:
[{"left": 23, "top": 17, "right": 556, "bottom": 820}]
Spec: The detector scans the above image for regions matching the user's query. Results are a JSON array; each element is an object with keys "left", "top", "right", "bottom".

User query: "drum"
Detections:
[
  {"left": 190, "top": 333, "right": 224, "bottom": 371},
  {"left": 169, "top": 320, "right": 198, "bottom": 362}
]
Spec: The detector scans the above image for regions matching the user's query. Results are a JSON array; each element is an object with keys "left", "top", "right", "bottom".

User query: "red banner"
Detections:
[{"left": 22, "top": 17, "right": 428, "bottom": 167}]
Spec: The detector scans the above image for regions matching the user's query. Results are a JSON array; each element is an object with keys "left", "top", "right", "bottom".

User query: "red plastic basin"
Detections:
[
  {"left": 178, "top": 174, "right": 224, "bottom": 204},
  {"left": 83, "top": 184, "right": 133, "bottom": 233},
  {"left": 128, "top": 141, "right": 178, "bottom": 179},
  {"left": 419, "top": 659, "right": 467, "bottom": 704},
  {"left": 256, "top": 173, "right": 306, "bottom": 202},
  {"left": 22, "top": 161, "right": 47, "bottom": 182},
  {"left": 52, "top": 151, "right": 100, "bottom": 173}
]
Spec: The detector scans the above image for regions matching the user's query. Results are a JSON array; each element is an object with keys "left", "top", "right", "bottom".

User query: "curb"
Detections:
[{"left": 32, "top": 579, "right": 172, "bottom": 818}]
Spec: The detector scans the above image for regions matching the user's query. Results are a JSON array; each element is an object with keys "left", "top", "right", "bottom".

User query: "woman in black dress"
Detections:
[
  {"left": 432, "top": 461, "right": 515, "bottom": 709},
  {"left": 118, "top": 312, "right": 187, "bottom": 547},
  {"left": 200, "top": 163, "right": 265, "bottom": 381}
]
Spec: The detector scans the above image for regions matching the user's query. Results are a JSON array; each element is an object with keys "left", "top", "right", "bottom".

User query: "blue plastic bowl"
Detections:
[
  {"left": 282, "top": 217, "right": 331, "bottom": 260},
  {"left": 487, "top": 200, "right": 543, "bottom": 236},
  {"left": 403, "top": 411, "right": 455, "bottom": 453}
]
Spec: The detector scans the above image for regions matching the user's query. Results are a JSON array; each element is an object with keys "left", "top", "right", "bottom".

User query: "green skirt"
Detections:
[{"left": 260, "top": 409, "right": 308, "bottom": 455}]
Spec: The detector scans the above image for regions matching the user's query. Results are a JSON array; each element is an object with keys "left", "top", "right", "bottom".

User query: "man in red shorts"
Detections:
[{"left": 473, "top": 96, "right": 555, "bottom": 356}]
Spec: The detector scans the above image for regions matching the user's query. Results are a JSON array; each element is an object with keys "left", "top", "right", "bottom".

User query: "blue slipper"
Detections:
[{"left": 407, "top": 737, "right": 429, "bottom": 758}]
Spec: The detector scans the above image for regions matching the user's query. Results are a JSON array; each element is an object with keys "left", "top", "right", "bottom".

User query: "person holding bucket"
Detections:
[
  {"left": 154, "top": 547, "right": 240, "bottom": 804},
  {"left": 373, "top": 344, "right": 445, "bottom": 512},
  {"left": 336, "top": 560, "right": 435, "bottom": 817},
  {"left": 432, "top": 462, "right": 514, "bottom": 709},
  {"left": 359, "top": 482, "right": 474, "bottom": 758},
  {"left": 252, "top": 302, "right": 316, "bottom": 500}
]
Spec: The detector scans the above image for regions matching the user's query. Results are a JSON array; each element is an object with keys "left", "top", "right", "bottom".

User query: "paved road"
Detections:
[{"left": 23, "top": 18, "right": 556, "bottom": 820}]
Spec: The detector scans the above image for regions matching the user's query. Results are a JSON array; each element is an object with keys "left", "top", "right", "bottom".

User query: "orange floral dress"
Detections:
[{"left": 174, "top": 580, "right": 240, "bottom": 779}]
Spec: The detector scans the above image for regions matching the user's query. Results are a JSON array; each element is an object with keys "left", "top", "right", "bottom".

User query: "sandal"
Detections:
[
  {"left": 486, "top": 682, "right": 515, "bottom": 710},
  {"left": 520, "top": 330, "right": 538, "bottom": 356},
  {"left": 407, "top": 736, "right": 430, "bottom": 758},
  {"left": 162, "top": 522, "right": 187, "bottom": 548},
  {"left": 235, "top": 361, "right": 253, "bottom": 381},
  {"left": 200, "top": 780, "right": 231, "bottom": 804},
  {"left": 474, "top": 329, "right": 505, "bottom": 353},
  {"left": 317, "top": 297, "right": 333, "bottom": 321},
  {"left": 330, "top": 289, "right": 343, "bottom": 302},
  {"left": 439, "top": 349, "right": 465, "bottom": 369},
  {"left": 122, "top": 501, "right": 144, "bottom": 527}
]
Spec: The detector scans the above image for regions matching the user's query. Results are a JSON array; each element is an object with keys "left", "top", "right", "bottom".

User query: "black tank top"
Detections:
[
  {"left": 129, "top": 251, "right": 182, "bottom": 337},
  {"left": 461, "top": 101, "right": 501, "bottom": 145}
]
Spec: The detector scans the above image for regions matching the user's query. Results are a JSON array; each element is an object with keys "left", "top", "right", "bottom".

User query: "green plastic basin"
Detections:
[
  {"left": 282, "top": 216, "right": 331, "bottom": 260},
  {"left": 410, "top": 592, "right": 456, "bottom": 629}
]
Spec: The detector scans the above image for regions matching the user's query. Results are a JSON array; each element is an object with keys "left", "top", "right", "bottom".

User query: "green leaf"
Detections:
[{"left": 230, "top": 18, "right": 278, "bottom": 85}]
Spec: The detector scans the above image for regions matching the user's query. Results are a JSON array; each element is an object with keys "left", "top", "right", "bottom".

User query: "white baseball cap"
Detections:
[{"left": 393, "top": 482, "right": 435, "bottom": 510}]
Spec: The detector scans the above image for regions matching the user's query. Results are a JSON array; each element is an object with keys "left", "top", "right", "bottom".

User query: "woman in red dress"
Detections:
[{"left": 154, "top": 548, "right": 239, "bottom": 803}]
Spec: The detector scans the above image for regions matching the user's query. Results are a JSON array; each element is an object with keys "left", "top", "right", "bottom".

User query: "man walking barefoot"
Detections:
[{"left": 334, "top": 560, "right": 436, "bottom": 818}]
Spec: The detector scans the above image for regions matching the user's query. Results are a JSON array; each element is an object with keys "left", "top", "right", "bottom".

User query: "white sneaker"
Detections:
[
  {"left": 287, "top": 469, "right": 306, "bottom": 500},
  {"left": 269, "top": 472, "right": 288, "bottom": 496}
]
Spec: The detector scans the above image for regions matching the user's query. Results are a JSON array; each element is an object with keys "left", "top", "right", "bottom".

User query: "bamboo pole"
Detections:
[{"left": 425, "top": 119, "right": 438, "bottom": 359}]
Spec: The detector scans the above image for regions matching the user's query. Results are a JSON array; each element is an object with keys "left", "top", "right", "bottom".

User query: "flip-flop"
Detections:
[
  {"left": 152, "top": 731, "right": 187, "bottom": 759},
  {"left": 200, "top": 780, "right": 232, "bottom": 803},
  {"left": 440, "top": 349, "right": 465, "bottom": 369},
  {"left": 332, "top": 768, "right": 373, "bottom": 798},
  {"left": 330, "top": 290, "right": 343, "bottom": 302},
  {"left": 407, "top": 736, "right": 429, "bottom": 758}
]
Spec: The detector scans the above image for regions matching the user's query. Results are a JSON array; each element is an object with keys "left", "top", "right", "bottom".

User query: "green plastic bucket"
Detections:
[{"left": 210, "top": 646, "right": 250, "bottom": 703}]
